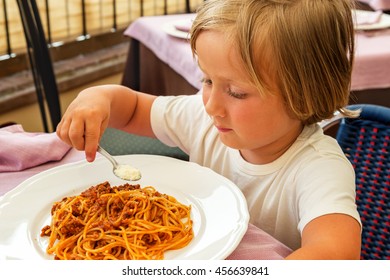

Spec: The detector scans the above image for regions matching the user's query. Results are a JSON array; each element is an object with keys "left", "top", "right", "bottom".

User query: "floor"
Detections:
[{"left": 0, "top": 73, "right": 122, "bottom": 132}]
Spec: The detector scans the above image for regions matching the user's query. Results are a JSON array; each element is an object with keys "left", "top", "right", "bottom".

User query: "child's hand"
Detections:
[{"left": 56, "top": 87, "right": 111, "bottom": 162}]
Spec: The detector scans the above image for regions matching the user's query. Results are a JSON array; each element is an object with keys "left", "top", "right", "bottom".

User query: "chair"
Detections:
[
  {"left": 15, "top": 0, "right": 197, "bottom": 132},
  {"left": 99, "top": 128, "right": 189, "bottom": 161},
  {"left": 322, "top": 104, "right": 390, "bottom": 260},
  {"left": 15, "top": 0, "right": 187, "bottom": 160},
  {"left": 16, "top": 0, "right": 61, "bottom": 132}
]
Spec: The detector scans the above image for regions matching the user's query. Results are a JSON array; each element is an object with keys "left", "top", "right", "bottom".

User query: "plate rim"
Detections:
[
  {"left": 162, "top": 21, "right": 191, "bottom": 39},
  {"left": 353, "top": 9, "right": 390, "bottom": 31}
]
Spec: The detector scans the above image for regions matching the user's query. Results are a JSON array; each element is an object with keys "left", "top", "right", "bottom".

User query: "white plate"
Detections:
[
  {"left": 0, "top": 155, "right": 249, "bottom": 260},
  {"left": 353, "top": 9, "right": 390, "bottom": 31},
  {"left": 162, "top": 20, "right": 191, "bottom": 39}
]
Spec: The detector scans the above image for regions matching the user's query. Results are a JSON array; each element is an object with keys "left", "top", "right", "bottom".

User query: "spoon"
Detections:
[{"left": 97, "top": 145, "right": 141, "bottom": 181}]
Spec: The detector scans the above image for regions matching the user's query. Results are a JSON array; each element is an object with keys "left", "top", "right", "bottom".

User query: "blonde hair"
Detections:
[{"left": 190, "top": 0, "right": 358, "bottom": 124}]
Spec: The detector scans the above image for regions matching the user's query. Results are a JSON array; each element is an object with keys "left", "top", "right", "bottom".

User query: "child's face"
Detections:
[{"left": 196, "top": 31, "right": 303, "bottom": 164}]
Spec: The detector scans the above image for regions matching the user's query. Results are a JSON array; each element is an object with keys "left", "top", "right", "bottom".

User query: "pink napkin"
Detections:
[{"left": 0, "top": 124, "right": 71, "bottom": 172}]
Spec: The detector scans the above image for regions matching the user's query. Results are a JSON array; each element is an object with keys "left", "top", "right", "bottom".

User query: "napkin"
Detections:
[{"left": 0, "top": 124, "right": 71, "bottom": 172}]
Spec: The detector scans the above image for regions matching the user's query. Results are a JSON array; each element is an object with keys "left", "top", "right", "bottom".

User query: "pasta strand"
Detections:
[{"left": 41, "top": 181, "right": 193, "bottom": 260}]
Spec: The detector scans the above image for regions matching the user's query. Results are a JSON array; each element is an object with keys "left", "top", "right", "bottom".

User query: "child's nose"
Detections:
[{"left": 204, "top": 90, "right": 226, "bottom": 118}]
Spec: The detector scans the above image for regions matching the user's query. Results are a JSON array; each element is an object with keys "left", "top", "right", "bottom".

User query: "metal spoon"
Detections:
[{"left": 97, "top": 145, "right": 141, "bottom": 181}]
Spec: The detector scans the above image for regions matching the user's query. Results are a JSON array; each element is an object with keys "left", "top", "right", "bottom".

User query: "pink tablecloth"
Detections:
[
  {"left": 124, "top": 14, "right": 202, "bottom": 90},
  {"left": 359, "top": 0, "right": 390, "bottom": 10},
  {"left": 124, "top": 13, "right": 390, "bottom": 92},
  {"left": 0, "top": 125, "right": 292, "bottom": 260}
]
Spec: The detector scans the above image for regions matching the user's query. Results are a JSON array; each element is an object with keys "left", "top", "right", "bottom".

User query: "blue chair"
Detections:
[{"left": 322, "top": 104, "right": 390, "bottom": 259}]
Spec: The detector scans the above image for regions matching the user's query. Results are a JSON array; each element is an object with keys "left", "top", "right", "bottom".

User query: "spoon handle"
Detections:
[{"left": 97, "top": 145, "right": 119, "bottom": 169}]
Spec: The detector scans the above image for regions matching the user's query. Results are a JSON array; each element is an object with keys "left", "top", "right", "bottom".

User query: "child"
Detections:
[{"left": 57, "top": 0, "right": 362, "bottom": 259}]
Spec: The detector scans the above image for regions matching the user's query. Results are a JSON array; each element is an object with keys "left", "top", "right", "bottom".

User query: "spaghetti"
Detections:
[{"left": 40, "top": 181, "right": 193, "bottom": 260}]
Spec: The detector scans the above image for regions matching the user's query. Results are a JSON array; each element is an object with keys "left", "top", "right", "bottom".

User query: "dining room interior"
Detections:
[
  {"left": 0, "top": 0, "right": 204, "bottom": 132},
  {"left": 0, "top": 0, "right": 389, "bottom": 133},
  {"left": 0, "top": 0, "right": 390, "bottom": 262}
]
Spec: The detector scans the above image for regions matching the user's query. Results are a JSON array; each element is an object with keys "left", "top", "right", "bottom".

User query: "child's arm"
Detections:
[
  {"left": 56, "top": 85, "right": 157, "bottom": 162},
  {"left": 285, "top": 213, "right": 361, "bottom": 259}
]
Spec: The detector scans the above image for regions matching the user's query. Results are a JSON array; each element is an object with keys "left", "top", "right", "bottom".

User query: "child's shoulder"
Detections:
[
  {"left": 293, "top": 124, "right": 351, "bottom": 167},
  {"left": 299, "top": 124, "right": 340, "bottom": 149}
]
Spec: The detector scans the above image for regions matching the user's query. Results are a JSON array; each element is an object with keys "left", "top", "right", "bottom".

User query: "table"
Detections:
[
  {"left": 359, "top": 0, "right": 390, "bottom": 11},
  {"left": 121, "top": 13, "right": 201, "bottom": 96},
  {"left": 0, "top": 124, "right": 292, "bottom": 260},
  {"left": 122, "top": 13, "right": 390, "bottom": 107}
]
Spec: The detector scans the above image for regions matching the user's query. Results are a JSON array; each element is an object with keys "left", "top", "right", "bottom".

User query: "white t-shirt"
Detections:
[{"left": 151, "top": 94, "right": 361, "bottom": 250}]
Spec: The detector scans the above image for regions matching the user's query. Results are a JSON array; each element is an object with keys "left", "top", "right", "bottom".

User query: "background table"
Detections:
[
  {"left": 121, "top": 12, "right": 390, "bottom": 107},
  {"left": 121, "top": 13, "right": 200, "bottom": 96},
  {"left": 359, "top": 0, "right": 390, "bottom": 11}
]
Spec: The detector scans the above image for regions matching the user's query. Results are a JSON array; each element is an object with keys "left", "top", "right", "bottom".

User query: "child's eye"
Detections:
[
  {"left": 227, "top": 89, "right": 246, "bottom": 99},
  {"left": 201, "top": 78, "right": 212, "bottom": 86}
]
